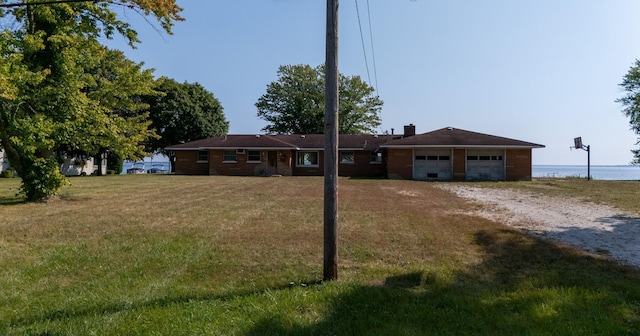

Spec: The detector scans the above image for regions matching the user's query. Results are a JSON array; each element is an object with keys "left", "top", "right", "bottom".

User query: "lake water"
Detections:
[
  {"left": 122, "top": 161, "right": 640, "bottom": 180},
  {"left": 533, "top": 165, "right": 640, "bottom": 180},
  {"left": 122, "top": 161, "right": 171, "bottom": 174}
]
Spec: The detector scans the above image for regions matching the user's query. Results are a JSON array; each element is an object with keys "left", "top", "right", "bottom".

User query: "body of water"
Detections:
[
  {"left": 121, "top": 161, "right": 640, "bottom": 180},
  {"left": 122, "top": 161, "right": 171, "bottom": 174},
  {"left": 533, "top": 165, "right": 640, "bottom": 180}
]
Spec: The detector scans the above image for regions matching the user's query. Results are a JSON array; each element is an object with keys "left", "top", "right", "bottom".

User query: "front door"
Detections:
[{"left": 267, "top": 151, "right": 278, "bottom": 175}]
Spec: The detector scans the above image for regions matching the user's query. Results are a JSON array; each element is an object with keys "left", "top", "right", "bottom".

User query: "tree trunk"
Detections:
[
  {"left": 94, "top": 149, "right": 106, "bottom": 176},
  {"left": 169, "top": 152, "right": 176, "bottom": 173}
]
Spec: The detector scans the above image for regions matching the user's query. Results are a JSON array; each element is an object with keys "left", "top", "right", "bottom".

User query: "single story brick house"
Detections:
[
  {"left": 167, "top": 133, "right": 392, "bottom": 177},
  {"left": 166, "top": 125, "right": 544, "bottom": 181}
]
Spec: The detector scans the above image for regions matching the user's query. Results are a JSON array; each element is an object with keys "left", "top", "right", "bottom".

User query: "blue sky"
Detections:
[{"left": 105, "top": 1, "right": 640, "bottom": 165}]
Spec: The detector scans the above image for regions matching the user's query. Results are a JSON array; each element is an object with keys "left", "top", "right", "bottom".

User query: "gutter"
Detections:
[{"left": 379, "top": 145, "right": 545, "bottom": 149}]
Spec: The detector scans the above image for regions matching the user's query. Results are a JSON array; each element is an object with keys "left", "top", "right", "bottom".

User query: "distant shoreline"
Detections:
[
  {"left": 121, "top": 162, "right": 640, "bottom": 180},
  {"left": 532, "top": 165, "right": 640, "bottom": 180}
]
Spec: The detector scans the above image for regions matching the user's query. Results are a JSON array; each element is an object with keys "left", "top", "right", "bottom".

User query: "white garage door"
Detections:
[
  {"left": 466, "top": 150, "right": 504, "bottom": 181},
  {"left": 414, "top": 149, "right": 451, "bottom": 180}
]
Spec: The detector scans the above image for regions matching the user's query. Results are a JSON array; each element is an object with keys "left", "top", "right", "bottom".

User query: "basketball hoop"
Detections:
[{"left": 572, "top": 136, "right": 591, "bottom": 180}]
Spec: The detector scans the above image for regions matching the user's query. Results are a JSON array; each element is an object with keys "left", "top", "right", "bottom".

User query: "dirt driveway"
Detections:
[{"left": 438, "top": 185, "right": 640, "bottom": 268}]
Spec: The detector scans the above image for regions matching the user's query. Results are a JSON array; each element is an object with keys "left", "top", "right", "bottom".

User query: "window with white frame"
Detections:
[
  {"left": 370, "top": 151, "right": 382, "bottom": 163},
  {"left": 197, "top": 150, "right": 208, "bottom": 162},
  {"left": 247, "top": 150, "right": 261, "bottom": 162},
  {"left": 340, "top": 151, "right": 354, "bottom": 164},
  {"left": 223, "top": 150, "right": 237, "bottom": 162},
  {"left": 296, "top": 151, "right": 318, "bottom": 166}
]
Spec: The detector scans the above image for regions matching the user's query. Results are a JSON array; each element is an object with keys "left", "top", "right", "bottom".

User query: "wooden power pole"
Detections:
[{"left": 323, "top": 0, "right": 339, "bottom": 281}]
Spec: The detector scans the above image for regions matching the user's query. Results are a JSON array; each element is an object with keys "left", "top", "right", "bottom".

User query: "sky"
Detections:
[{"left": 104, "top": 1, "right": 640, "bottom": 165}]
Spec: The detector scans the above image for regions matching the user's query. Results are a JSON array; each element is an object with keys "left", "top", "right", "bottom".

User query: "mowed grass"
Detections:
[{"left": 1, "top": 175, "right": 640, "bottom": 335}]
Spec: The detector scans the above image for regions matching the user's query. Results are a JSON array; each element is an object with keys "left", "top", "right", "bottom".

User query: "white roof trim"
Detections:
[
  {"left": 297, "top": 148, "right": 368, "bottom": 151},
  {"left": 200, "top": 146, "right": 301, "bottom": 150},
  {"left": 169, "top": 147, "right": 299, "bottom": 151},
  {"left": 170, "top": 147, "right": 374, "bottom": 151},
  {"left": 380, "top": 145, "right": 544, "bottom": 149}
]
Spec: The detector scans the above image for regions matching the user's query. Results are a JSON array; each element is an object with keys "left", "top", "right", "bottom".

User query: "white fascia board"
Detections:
[
  {"left": 297, "top": 148, "right": 368, "bottom": 151},
  {"left": 178, "top": 147, "right": 375, "bottom": 151},
  {"left": 380, "top": 145, "right": 543, "bottom": 149},
  {"left": 199, "top": 147, "right": 300, "bottom": 150}
]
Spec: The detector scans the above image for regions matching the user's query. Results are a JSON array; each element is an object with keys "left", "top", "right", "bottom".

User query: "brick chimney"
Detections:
[{"left": 404, "top": 124, "right": 416, "bottom": 137}]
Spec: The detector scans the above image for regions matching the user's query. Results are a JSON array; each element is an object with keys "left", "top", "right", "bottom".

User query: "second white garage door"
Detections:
[{"left": 466, "top": 149, "right": 504, "bottom": 181}]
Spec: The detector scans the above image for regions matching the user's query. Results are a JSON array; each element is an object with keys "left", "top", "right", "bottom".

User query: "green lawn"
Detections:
[{"left": 1, "top": 176, "right": 639, "bottom": 335}]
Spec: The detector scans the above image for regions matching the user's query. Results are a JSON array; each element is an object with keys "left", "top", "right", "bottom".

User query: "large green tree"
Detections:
[
  {"left": 0, "top": 0, "right": 182, "bottom": 201},
  {"left": 144, "top": 77, "right": 229, "bottom": 172},
  {"left": 617, "top": 59, "right": 640, "bottom": 164},
  {"left": 256, "top": 64, "right": 383, "bottom": 134}
]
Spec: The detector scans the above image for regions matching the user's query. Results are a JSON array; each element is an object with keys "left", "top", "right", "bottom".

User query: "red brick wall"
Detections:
[
  {"left": 386, "top": 149, "right": 413, "bottom": 179},
  {"left": 208, "top": 150, "right": 270, "bottom": 176},
  {"left": 174, "top": 151, "right": 209, "bottom": 175},
  {"left": 175, "top": 147, "right": 535, "bottom": 181},
  {"left": 452, "top": 149, "right": 466, "bottom": 181},
  {"left": 338, "top": 151, "right": 385, "bottom": 177},
  {"left": 506, "top": 148, "right": 532, "bottom": 181}
]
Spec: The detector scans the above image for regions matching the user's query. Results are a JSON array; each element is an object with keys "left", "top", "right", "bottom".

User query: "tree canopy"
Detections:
[
  {"left": 144, "top": 77, "right": 229, "bottom": 172},
  {"left": 255, "top": 64, "right": 383, "bottom": 134},
  {"left": 617, "top": 59, "right": 640, "bottom": 164},
  {"left": 0, "top": 0, "right": 183, "bottom": 201}
]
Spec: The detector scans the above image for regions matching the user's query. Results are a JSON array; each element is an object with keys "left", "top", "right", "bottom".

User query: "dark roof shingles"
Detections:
[
  {"left": 166, "top": 134, "right": 394, "bottom": 150},
  {"left": 384, "top": 127, "right": 545, "bottom": 148},
  {"left": 166, "top": 128, "right": 544, "bottom": 150}
]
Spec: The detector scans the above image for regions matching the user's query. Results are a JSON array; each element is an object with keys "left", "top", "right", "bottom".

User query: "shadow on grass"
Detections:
[
  {"left": 0, "top": 195, "right": 25, "bottom": 206},
  {"left": 9, "top": 230, "right": 640, "bottom": 335},
  {"left": 246, "top": 229, "right": 640, "bottom": 335},
  {"left": 0, "top": 194, "right": 90, "bottom": 206}
]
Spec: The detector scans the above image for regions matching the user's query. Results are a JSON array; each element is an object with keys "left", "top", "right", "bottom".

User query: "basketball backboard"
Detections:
[{"left": 574, "top": 137, "right": 582, "bottom": 149}]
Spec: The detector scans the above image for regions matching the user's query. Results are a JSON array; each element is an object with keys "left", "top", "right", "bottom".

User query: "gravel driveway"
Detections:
[{"left": 438, "top": 185, "right": 640, "bottom": 268}]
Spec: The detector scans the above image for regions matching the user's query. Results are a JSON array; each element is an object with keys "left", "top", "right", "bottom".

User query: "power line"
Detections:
[
  {"left": 355, "top": 0, "right": 383, "bottom": 134},
  {"left": 365, "top": 0, "right": 379, "bottom": 95},
  {"left": 354, "top": 0, "right": 372, "bottom": 87},
  {"left": 0, "top": 0, "right": 98, "bottom": 8}
]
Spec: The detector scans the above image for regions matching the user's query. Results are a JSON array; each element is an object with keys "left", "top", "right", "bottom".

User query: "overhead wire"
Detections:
[
  {"left": 0, "top": 0, "right": 98, "bottom": 7},
  {"left": 354, "top": 0, "right": 383, "bottom": 133},
  {"left": 365, "top": 0, "right": 379, "bottom": 96},
  {"left": 354, "top": 0, "right": 372, "bottom": 87}
]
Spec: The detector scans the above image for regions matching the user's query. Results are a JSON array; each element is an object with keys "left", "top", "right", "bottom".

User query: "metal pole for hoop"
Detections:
[
  {"left": 587, "top": 145, "right": 591, "bottom": 181},
  {"left": 573, "top": 137, "right": 591, "bottom": 180}
]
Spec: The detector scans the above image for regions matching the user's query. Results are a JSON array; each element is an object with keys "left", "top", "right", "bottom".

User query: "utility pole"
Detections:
[{"left": 324, "top": 0, "right": 339, "bottom": 281}]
